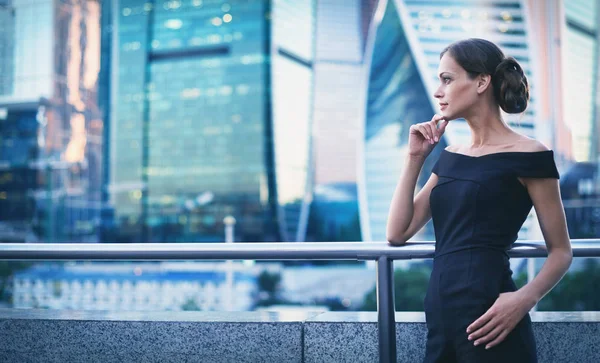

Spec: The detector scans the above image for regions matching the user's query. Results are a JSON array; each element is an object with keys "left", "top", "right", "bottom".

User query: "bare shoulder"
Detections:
[
  {"left": 515, "top": 136, "right": 550, "bottom": 153},
  {"left": 516, "top": 137, "right": 555, "bottom": 186},
  {"left": 444, "top": 145, "right": 460, "bottom": 152}
]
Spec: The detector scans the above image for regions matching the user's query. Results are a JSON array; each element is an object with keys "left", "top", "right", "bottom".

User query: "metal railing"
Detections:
[{"left": 1, "top": 239, "right": 600, "bottom": 363}]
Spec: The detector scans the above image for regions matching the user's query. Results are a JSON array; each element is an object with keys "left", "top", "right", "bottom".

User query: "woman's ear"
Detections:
[{"left": 476, "top": 74, "right": 492, "bottom": 94}]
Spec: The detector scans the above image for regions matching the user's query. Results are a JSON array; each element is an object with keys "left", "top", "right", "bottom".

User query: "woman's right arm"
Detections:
[
  {"left": 386, "top": 115, "right": 447, "bottom": 245},
  {"left": 386, "top": 157, "right": 438, "bottom": 245}
]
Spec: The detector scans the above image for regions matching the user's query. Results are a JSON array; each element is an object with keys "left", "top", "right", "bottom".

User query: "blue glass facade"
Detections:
[
  {"left": 361, "top": 0, "right": 443, "bottom": 242},
  {"left": 99, "top": 0, "right": 114, "bottom": 240},
  {"left": 0, "top": 1, "right": 14, "bottom": 96},
  {"left": 307, "top": 183, "right": 361, "bottom": 242},
  {"left": 0, "top": 0, "right": 103, "bottom": 242},
  {"left": 306, "top": 0, "right": 365, "bottom": 243},
  {"left": 0, "top": 108, "right": 38, "bottom": 238},
  {"left": 0, "top": 0, "right": 39, "bottom": 239},
  {"left": 271, "top": 0, "right": 315, "bottom": 242},
  {"left": 106, "top": 0, "right": 315, "bottom": 242},
  {"left": 563, "top": 0, "right": 598, "bottom": 162}
]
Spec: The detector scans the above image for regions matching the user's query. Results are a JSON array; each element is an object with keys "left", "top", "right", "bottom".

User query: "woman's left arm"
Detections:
[
  {"left": 515, "top": 177, "right": 573, "bottom": 304},
  {"left": 466, "top": 177, "right": 573, "bottom": 349}
]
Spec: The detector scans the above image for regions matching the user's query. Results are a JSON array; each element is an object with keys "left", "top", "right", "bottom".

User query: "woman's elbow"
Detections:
[
  {"left": 387, "top": 233, "right": 407, "bottom": 246},
  {"left": 561, "top": 241, "right": 573, "bottom": 262},
  {"left": 564, "top": 246, "right": 573, "bottom": 266},
  {"left": 550, "top": 244, "right": 573, "bottom": 268},
  {"left": 562, "top": 249, "right": 573, "bottom": 273}
]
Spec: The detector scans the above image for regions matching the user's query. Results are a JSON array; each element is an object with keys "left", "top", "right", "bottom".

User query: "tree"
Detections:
[
  {"left": 181, "top": 298, "right": 201, "bottom": 311},
  {"left": 362, "top": 258, "right": 600, "bottom": 312},
  {"left": 254, "top": 270, "right": 284, "bottom": 307},
  {"left": 536, "top": 258, "right": 600, "bottom": 310},
  {"left": 361, "top": 263, "right": 431, "bottom": 311},
  {"left": 0, "top": 262, "right": 33, "bottom": 303},
  {"left": 502, "top": 259, "right": 600, "bottom": 311}
]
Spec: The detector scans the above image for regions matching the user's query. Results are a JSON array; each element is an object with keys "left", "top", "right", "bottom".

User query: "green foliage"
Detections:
[
  {"left": 536, "top": 258, "right": 600, "bottom": 311},
  {"left": 362, "top": 263, "right": 431, "bottom": 311},
  {"left": 0, "top": 262, "right": 33, "bottom": 302},
  {"left": 514, "top": 270, "right": 527, "bottom": 289},
  {"left": 362, "top": 259, "right": 600, "bottom": 312},
  {"left": 513, "top": 259, "right": 600, "bottom": 310},
  {"left": 255, "top": 270, "right": 284, "bottom": 307},
  {"left": 181, "top": 298, "right": 201, "bottom": 311},
  {"left": 257, "top": 270, "right": 281, "bottom": 296}
]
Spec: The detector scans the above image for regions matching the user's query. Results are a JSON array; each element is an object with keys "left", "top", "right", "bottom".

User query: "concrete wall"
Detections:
[{"left": 0, "top": 309, "right": 599, "bottom": 362}]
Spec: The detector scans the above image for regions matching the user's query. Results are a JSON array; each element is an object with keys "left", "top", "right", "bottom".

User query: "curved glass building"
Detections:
[{"left": 360, "top": 0, "right": 541, "bottom": 242}]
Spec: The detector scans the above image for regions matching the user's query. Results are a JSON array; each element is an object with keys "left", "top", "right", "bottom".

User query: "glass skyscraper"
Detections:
[
  {"left": 563, "top": 0, "right": 598, "bottom": 162},
  {"left": 0, "top": 0, "right": 103, "bottom": 242},
  {"left": 360, "top": 0, "right": 541, "bottom": 242},
  {"left": 271, "top": 0, "right": 316, "bottom": 242},
  {"left": 359, "top": 0, "right": 442, "bottom": 242},
  {"left": 0, "top": 1, "right": 14, "bottom": 96},
  {"left": 555, "top": 0, "right": 600, "bottom": 240},
  {"left": 104, "top": 0, "right": 315, "bottom": 242},
  {"left": 305, "top": 0, "right": 366, "bottom": 242}
]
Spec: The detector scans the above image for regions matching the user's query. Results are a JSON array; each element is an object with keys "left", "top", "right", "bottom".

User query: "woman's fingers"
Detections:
[
  {"left": 473, "top": 324, "right": 503, "bottom": 347},
  {"left": 417, "top": 124, "right": 432, "bottom": 142},
  {"left": 431, "top": 114, "right": 445, "bottom": 123},
  {"left": 436, "top": 118, "right": 448, "bottom": 135},
  {"left": 467, "top": 319, "right": 495, "bottom": 341},
  {"left": 410, "top": 124, "right": 429, "bottom": 144},
  {"left": 484, "top": 329, "right": 509, "bottom": 349},
  {"left": 412, "top": 115, "right": 447, "bottom": 145},
  {"left": 467, "top": 309, "right": 493, "bottom": 334},
  {"left": 430, "top": 114, "right": 446, "bottom": 141},
  {"left": 426, "top": 122, "right": 439, "bottom": 143}
]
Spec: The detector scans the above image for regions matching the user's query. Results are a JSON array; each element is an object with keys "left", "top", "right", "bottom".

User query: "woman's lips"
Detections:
[{"left": 439, "top": 103, "right": 448, "bottom": 110}]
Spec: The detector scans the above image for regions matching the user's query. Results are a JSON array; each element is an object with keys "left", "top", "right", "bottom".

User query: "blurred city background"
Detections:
[{"left": 0, "top": 0, "right": 598, "bottom": 313}]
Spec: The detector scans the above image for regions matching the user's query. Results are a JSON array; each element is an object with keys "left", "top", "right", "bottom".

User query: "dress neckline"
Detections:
[{"left": 443, "top": 149, "right": 553, "bottom": 159}]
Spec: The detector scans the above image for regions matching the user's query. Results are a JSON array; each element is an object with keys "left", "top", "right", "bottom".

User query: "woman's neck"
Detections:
[{"left": 464, "top": 105, "right": 515, "bottom": 148}]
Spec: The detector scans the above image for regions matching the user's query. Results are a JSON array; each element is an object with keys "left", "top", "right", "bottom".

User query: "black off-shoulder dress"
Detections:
[{"left": 423, "top": 149, "right": 560, "bottom": 363}]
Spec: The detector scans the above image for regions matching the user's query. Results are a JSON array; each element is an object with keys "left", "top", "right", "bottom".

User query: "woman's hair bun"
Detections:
[{"left": 492, "top": 57, "right": 529, "bottom": 114}]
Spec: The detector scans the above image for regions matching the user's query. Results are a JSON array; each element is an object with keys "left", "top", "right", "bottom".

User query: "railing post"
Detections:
[{"left": 377, "top": 255, "right": 397, "bottom": 363}]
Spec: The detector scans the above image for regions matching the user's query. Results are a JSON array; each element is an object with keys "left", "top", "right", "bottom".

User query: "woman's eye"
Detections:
[{"left": 443, "top": 77, "right": 451, "bottom": 84}]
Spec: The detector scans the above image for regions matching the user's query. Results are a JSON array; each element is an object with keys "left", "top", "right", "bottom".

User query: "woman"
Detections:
[{"left": 386, "top": 38, "right": 573, "bottom": 362}]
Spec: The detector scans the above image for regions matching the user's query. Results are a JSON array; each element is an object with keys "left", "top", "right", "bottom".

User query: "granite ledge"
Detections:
[
  {"left": 2, "top": 309, "right": 599, "bottom": 324},
  {"left": 0, "top": 308, "right": 321, "bottom": 323}
]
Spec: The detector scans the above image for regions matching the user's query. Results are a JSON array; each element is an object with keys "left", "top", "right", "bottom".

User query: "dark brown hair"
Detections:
[{"left": 440, "top": 38, "right": 529, "bottom": 114}]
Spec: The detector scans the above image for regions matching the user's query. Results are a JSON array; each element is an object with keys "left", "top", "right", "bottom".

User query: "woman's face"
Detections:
[{"left": 434, "top": 53, "right": 481, "bottom": 121}]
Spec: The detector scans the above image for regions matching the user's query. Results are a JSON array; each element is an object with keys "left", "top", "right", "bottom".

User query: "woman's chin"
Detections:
[{"left": 440, "top": 112, "right": 458, "bottom": 121}]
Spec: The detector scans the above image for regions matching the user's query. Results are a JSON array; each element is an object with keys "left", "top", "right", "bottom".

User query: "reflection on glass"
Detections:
[
  {"left": 362, "top": 0, "right": 441, "bottom": 242},
  {"left": 108, "top": 0, "right": 315, "bottom": 243},
  {"left": 563, "top": 0, "right": 598, "bottom": 162},
  {"left": 0, "top": 0, "right": 102, "bottom": 243},
  {"left": 271, "top": 0, "right": 315, "bottom": 242}
]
